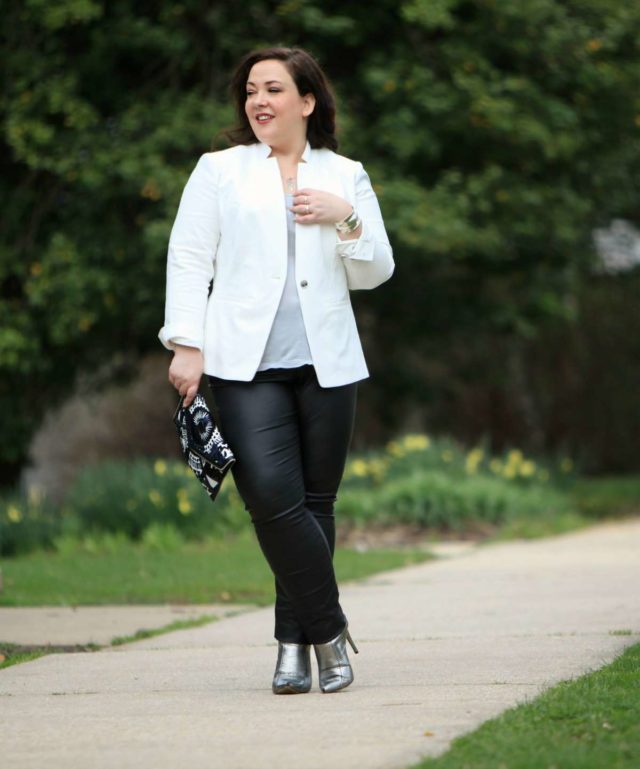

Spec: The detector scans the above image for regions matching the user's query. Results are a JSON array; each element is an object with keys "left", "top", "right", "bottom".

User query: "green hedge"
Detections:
[
  {"left": 64, "top": 459, "right": 247, "bottom": 540},
  {"left": 338, "top": 470, "right": 568, "bottom": 530},
  {"left": 0, "top": 459, "right": 247, "bottom": 556},
  {"left": 0, "top": 432, "right": 586, "bottom": 556},
  {"left": 336, "top": 434, "right": 571, "bottom": 530}
]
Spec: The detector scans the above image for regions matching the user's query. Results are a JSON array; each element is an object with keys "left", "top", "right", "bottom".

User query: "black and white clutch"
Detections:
[{"left": 173, "top": 394, "right": 235, "bottom": 501}]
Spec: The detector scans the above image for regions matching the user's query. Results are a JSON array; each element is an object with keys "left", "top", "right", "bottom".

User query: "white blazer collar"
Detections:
[{"left": 257, "top": 141, "right": 312, "bottom": 162}]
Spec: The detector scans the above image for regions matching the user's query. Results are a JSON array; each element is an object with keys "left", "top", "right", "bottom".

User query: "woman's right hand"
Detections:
[{"left": 168, "top": 345, "right": 204, "bottom": 407}]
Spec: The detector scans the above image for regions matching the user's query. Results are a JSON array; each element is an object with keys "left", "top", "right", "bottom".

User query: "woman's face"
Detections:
[{"left": 245, "top": 59, "right": 315, "bottom": 150}]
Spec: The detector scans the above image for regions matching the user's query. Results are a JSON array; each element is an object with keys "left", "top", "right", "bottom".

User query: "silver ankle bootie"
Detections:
[
  {"left": 272, "top": 642, "right": 312, "bottom": 694},
  {"left": 313, "top": 623, "right": 359, "bottom": 693}
]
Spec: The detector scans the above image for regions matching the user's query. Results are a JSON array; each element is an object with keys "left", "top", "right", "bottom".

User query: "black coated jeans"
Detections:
[{"left": 208, "top": 365, "right": 357, "bottom": 645}]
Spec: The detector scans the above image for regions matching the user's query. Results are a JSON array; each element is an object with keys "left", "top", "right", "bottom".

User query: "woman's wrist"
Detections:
[
  {"left": 335, "top": 208, "right": 361, "bottom": 234},
  {"left": 173, "top": 343, "right": 202, "bottom": 355}
]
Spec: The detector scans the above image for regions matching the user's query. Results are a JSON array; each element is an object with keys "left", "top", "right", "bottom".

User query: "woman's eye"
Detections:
[{"left": 245, "top": 88, "right": 280, "bottom": 98}]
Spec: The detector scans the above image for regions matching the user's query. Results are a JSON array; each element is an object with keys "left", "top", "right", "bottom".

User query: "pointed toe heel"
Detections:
[
  {"left": 313, "top": 623, "right": 358, "bottom": 693},
  {"left": 272, "top": 642, "right": 312, "bottom": 695}
]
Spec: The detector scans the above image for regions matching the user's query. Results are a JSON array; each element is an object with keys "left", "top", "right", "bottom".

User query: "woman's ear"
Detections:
[{"left": 302, "top": 93, "right": 316, "bottom": 118}]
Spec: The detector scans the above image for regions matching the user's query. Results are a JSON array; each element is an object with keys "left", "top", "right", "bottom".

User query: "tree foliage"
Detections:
[{"left": 2, "top": 0, "right": 639, "bottom": 480}]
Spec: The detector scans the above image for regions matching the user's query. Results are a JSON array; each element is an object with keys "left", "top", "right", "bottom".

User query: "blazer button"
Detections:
[{"left": 300, "top": 280, "right": 308, "bottom": 288}]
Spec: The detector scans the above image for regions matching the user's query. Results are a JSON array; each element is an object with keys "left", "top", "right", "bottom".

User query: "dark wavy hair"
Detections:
[{"left": 226, "top": 47, "right": 338, "bottom": 151}]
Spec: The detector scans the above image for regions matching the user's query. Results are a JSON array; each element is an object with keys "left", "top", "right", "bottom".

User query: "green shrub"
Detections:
[
  {"left": 337, "top": 469, "right": 568, "bottom": 531},
  {"left": 0, "top": 458, "right": 249, "bottom": 556},
  {"left": 571, "top": 476, "right": 640, "bottom": 519},
  {"left": 52, "top": 529, "right": 130, "bottom": 556},
  {"left": 2, "top": 432, "right": 630, "bottom": 558},
  {"left": 62, "top": 458, "right": 248, "bottom": 540},
  {"left": 0, "top": 492, "right": 69, "bottom": 556},
  {"left": 141, "top": 522, "right": 185, "bottom": 552},
  {"left": 337, "top": 432, "right": 573, "bottom": 531},
  {"left": 341, "top": 433, "right": 572, "bottom": 490}
]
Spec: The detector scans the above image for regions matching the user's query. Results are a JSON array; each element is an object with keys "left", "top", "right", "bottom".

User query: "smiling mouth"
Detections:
[{"left": 255, "top": 114, "right": 274, "bottom": 123}]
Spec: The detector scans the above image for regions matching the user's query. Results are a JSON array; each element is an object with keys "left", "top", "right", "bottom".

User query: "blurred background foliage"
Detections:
[
  {"left": 1, "top": 0, "right": 640, "bottom": 488},
  {"left": 0, "top": 434, "right": 592, "bottom": 556}
]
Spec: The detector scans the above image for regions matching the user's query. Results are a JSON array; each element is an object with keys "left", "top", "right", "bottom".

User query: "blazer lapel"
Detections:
[{"left": 246, "top": 146, "right": 288, "bottom": 280}]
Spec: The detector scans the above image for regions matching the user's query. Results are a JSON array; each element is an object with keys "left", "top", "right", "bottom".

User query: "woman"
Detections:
[{"left": 159, "top": 47, "right": 394, "bottom": 694}]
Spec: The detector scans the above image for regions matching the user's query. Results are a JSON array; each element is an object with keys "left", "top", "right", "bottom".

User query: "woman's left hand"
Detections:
[{"left": 291, "top": 188, "right": 353, "bottom": 226}]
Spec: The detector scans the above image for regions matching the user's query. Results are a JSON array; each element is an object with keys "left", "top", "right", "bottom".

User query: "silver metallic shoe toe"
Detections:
[
  {"left": 272, "top": 641, "right": 312, "bottom": 694},
  {"left": 313, "top": 623, "right": 359, "bottom": 693}
]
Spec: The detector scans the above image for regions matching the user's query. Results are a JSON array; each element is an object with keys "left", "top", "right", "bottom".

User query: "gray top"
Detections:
[{"left": 257, "top": 193, "right": 313, "bottom": 371}]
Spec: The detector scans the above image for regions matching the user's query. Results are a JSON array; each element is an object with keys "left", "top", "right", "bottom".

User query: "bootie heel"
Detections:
[
  {"left": 272, "top": 642, "right": 312, "bottom": 694},
  {"left": 313, "top": 623, "right": 359, "bottom": 693}
]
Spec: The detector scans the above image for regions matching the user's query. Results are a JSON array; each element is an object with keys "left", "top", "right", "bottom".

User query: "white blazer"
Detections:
[{"left": 159, "top": 141, "right": 394, "bottom": 387}]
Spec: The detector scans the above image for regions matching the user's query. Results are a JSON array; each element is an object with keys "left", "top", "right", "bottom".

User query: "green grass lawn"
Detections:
[
  {"left": 0, "top": 528, "right": 432, "bottom": 606},
  {"left": 413, "top": 641, "right": 640, "bottom": 769}
]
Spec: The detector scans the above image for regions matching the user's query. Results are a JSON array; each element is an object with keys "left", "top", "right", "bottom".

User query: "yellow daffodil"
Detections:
[
  {"left": 519, "top": 460, "right": 536, "bottom": 478},
  {"left": 368, "top": 458, "right": 389, "bottom": 482},
  {"left": 506, "top": 449, "right": 524, "bottom": 465},
  {"left": 386, "top": 440, "right": 406, "bottom": 458},
  {"left": 465, "top": 447, "right": 484, "bottom": 474},
  {"left": 350, "top": 459, "right": 369, "bottom": 477},
  {"left": 176, "top": 489, "right": 192, "bottom": 515},
  {"left": 148, "top": 489, "right": 163, "bottom": 507},
  {"left": 7, "top": 505, "right": 23, "bottom": 523},
  {"left": 402, "top": 434, "right": 430, "bottom": 451}
]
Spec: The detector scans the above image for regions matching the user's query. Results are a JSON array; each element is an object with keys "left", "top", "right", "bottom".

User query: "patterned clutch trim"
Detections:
[{"left": 173, "top": 393, "right": 235, "bottom": 501}]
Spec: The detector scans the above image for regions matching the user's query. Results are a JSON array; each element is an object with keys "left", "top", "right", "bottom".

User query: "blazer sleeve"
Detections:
[
  {"left": 335, "top": 162, "right": 394, "bottom": 290},
  {"left": 158, "top": 154, "right": 220, "bottom": 351}
]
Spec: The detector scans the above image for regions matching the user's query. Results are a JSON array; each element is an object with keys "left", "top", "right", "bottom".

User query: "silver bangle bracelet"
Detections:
[{"left": 335, "top": 208, "right": 361, "bottom": 234}]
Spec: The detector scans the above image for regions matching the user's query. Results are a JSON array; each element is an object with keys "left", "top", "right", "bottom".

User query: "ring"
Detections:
[{"left": 306, "top": 204, "right": 310, "bottom": 214}]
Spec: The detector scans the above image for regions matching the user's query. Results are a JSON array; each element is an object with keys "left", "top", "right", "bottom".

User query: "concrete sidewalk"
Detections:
[
  {"left": 0, "top": 604, "right": 257, "bottom": 647},
  {"left": 1, "top": 519, "right": 639, "bottom": 769}
]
